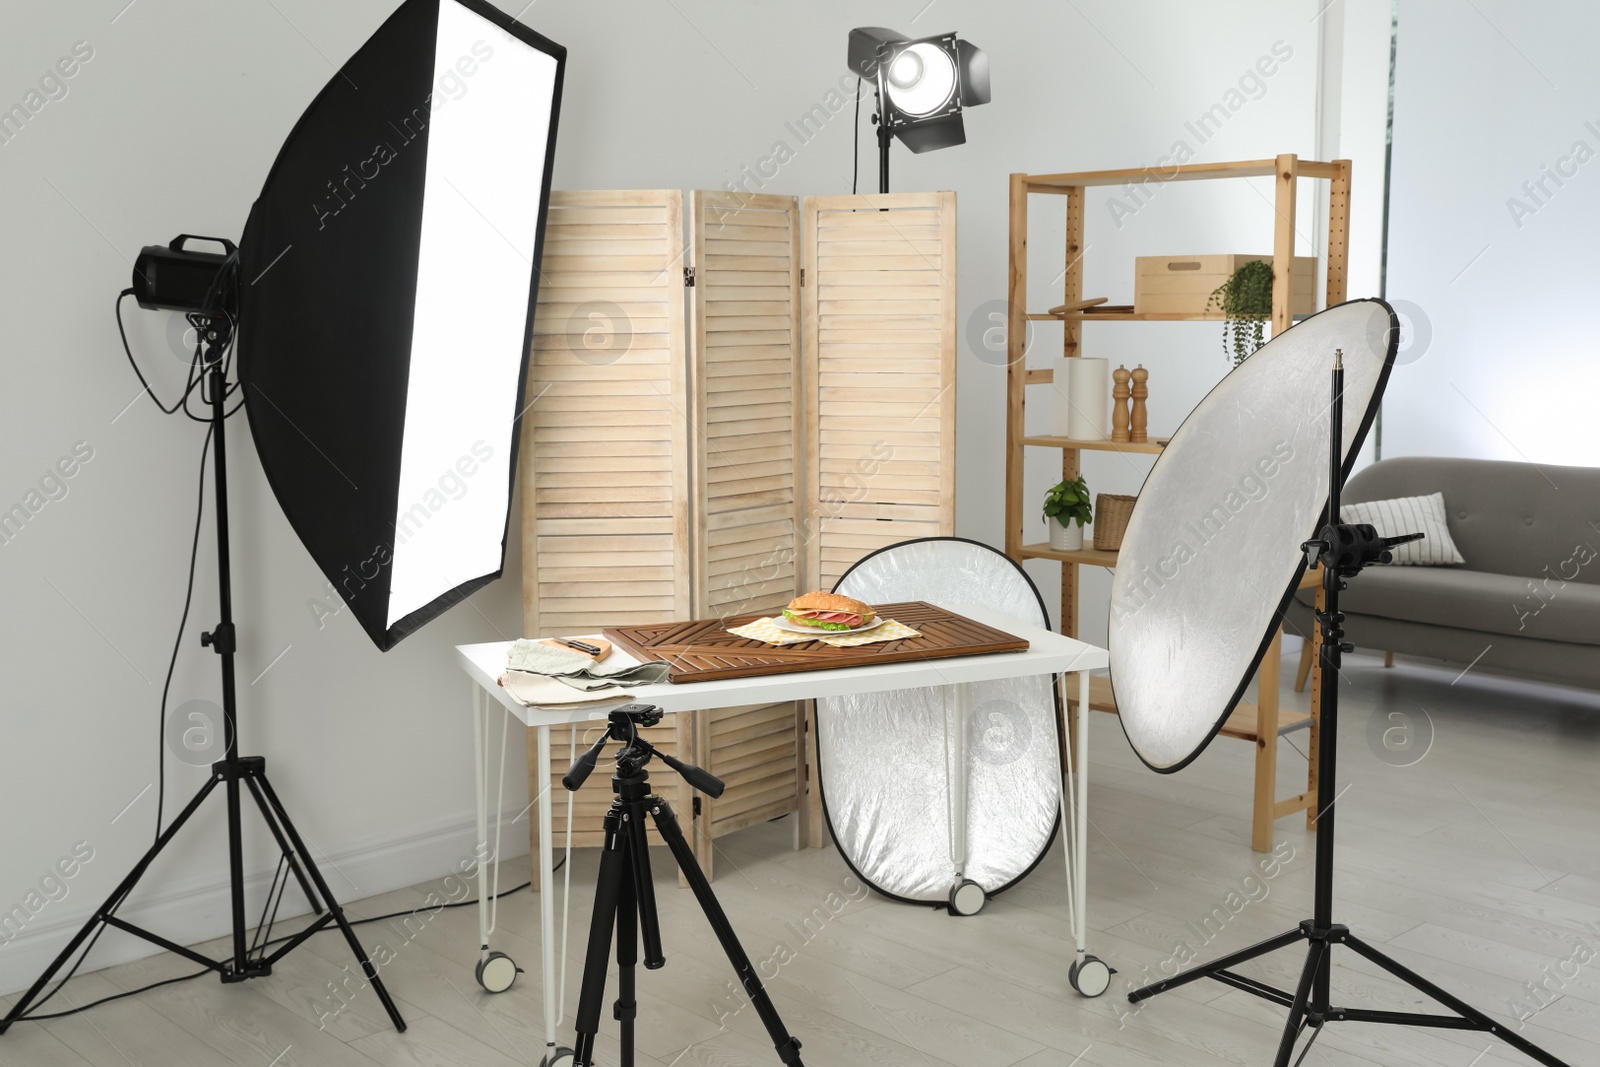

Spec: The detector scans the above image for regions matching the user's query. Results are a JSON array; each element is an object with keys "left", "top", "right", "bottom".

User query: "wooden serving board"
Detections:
[{"left": 603, "top": 601, "right": 1028, "bottom": 684}]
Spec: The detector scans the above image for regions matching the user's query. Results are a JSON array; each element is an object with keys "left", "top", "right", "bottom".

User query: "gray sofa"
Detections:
[{"left": 1286, "top": 456, "right": 1600, "bottom": 690}]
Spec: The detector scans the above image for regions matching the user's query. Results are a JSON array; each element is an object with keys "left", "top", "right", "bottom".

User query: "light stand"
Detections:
[
  {"left": 563, "top": 704, "right": 805, "bottom": 1067},
  {"left": 1123, "top": 350, "right": 1569, "bottom": 1067},
  {"left": 873, "top": 96, "right": 891, "bottom": 193},
  {"left": 0, "top": 312, "right": 406, "bottom": 1035}
]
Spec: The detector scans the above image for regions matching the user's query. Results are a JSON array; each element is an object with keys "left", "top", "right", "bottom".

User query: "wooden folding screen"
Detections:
[
  {"left": 679, "top": 190, "right": 810, "bottom": 873},
  {"left": 521, "top": 189, "right": 956, "bottom": 875},
  {"left": 520, "top": 190, "right": 694, "bottom": 859},
  {"left": 803, "top": 192, "right": 958, "bottom": 591}
]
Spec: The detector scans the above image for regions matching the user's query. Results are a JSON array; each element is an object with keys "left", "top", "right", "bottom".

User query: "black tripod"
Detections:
[
  {"left": 563, "top": 704, "right": 805, "bottom": 1067},
  {"left": 0, "top": 315, "right": 405, "bottom": 1035},
  {"left": 1125, "top": 350, "right": 1568, "bottom": 1067}
]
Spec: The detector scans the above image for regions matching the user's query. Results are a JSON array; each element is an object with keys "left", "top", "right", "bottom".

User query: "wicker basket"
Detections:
[{"left": 1093, "top": 493, "right": 1137, "bottom": 551}]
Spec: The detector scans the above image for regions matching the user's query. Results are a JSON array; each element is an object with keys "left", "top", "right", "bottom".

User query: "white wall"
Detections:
[
  {"left": 1384, "top": 0, "right": 1600, "bottom": 465},
  {"left": 0, "top": 0, "right": 1334, "bottom": 991}
]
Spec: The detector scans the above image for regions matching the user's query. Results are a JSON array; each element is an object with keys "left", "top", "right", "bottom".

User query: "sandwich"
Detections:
[{"left": 782, "top": 592, "right": 876, "bottom": 631}]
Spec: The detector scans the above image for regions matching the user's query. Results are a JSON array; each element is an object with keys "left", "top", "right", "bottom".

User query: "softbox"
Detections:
[{"left": 239, "top": 0, "right": 564, "bottom": 650}]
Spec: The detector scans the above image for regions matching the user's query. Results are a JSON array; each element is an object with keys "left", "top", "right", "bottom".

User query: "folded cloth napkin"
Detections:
[
  {"left": 504, "top": 639, "right": 670, "bottom": 691},
  {"left": 726, "top": 617, "right": 921, "bottom": 647},
  {"left": 500, "top": 672, "right": 630, "bottom": 707}
]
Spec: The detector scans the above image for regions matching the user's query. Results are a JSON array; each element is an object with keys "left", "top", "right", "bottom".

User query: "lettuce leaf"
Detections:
[{"left": 782, "top": 608, "right": 853, "bottom": 631}]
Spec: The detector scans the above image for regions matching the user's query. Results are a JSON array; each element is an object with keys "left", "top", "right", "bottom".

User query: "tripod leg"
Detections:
[
  {"left": 574, "top": 805, "right": 629, "bottom": 1067},
  {"left": 615, "top": 870, "right": 638, "bottom": 1067},
  {"left": 1343, "top": 936, "right": 1573, "bottom": 1067},
  {"left": 1272, "top": 940, "right": 1325, "bottom": 1067},
  {"left": 252, "top": 773, "right": 406, "bottom": 1033},
  {"left": 647, "top": 798, "right": 805, "bottom": 1067},
  {"left": 624, "top": 800, "right": 664, "bottom": 968},
  {"left": 1128, "top": 926, "right": 1306, "bottom": 1003},
  {"left": 0, "top": 775, "right": 221, "bottom": 1032},
  {"left": 243, "top": 774, "right": 321, "bottom": 915}
]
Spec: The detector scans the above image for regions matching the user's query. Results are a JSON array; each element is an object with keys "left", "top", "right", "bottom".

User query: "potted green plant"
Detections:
[
  {"left": 1043, "top": 477, "right": 1093, "bottom": 551},
  {"left": 1205, "top": 258, "right": 1274, "bottom": 366}
]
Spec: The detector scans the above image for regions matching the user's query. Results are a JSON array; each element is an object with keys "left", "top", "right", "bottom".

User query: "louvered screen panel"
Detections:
[
  {"left": 520, "top": 190, "right": 693, "bottom": 860},
  {"left": 686, "top": 191, "right": 806, "bottom": 871},
  {"left": 803, "top": 192, "right": 957, "bottom": 591},
  {"left": 521, "top": 190, "right": 691, "bottom": 636}
]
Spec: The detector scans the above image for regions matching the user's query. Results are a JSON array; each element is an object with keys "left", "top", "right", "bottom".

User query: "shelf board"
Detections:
[
  {"left": 1022, "top": 435, "right": 1166, "bottom": 455},
  {"left": 1066, "top": 675, "right": 1310, "bottom": 743},
  {"left": 1025, "top": 309, "right": 1315, "bottom": 323},
  {"left": 1026, "top": 309, "right": 1224, "bottom": 322},
  {"left": 1020, "top": 543, "right": 1119, "bottom": 567},
  {"left": 1020, "top": 544, "right": 1325, "bottom": 591},
  {"left": 1023, "top": 157, "right": 1344, "bottom": 189}
]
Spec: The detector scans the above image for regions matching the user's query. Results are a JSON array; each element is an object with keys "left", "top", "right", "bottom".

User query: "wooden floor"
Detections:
[{"left": 5, "top": 652, "right": 1600, "bottom": 1067}]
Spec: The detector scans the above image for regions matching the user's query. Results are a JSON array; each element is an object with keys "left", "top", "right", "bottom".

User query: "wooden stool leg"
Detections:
[
  {"left": 1252, "top": 630, "right": 1283, "bottom": 853},
  {"left": 1295, "top": 638, "right": 1314, "bottom": 693}
]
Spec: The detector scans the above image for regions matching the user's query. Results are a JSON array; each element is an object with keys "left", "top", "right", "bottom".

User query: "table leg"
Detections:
[
  {"left": 1075, "top": 671, "right": 1090, "bottom": 961},
  {"left": 804, "top": 702, "right": 824, "bottom": 849},
  {"left": 537, "top": 723, "right": 559, "bottom": 1058},
  {"left": 472, "top": 683, "right": 490, "bottom": 967},
  {"left": 949, "top": 683, "right": 970, "bottom": 879}
]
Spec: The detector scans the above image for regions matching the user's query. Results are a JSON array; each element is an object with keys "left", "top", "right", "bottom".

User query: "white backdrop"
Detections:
[
  {"left": 0, "top": 0, "right": 1359, "bottom": 990},
  {"left": 1384, "top": 0, "right": 1600, "bottom": 467}
]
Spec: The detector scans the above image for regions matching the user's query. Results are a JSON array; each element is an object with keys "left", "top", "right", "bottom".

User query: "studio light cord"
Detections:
[
  {"left": 12, "top": 265, "right": 550, "bottom": 1025},
  {"left": 11, "top": 873, "right": 548, "bottom": 1022}
]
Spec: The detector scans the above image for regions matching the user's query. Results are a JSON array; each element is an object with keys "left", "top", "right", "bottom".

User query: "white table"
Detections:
[{"left": 455, "top": 603, "right": 1108, "bottom": 1066}]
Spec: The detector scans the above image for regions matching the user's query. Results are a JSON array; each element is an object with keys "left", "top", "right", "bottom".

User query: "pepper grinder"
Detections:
[
  {"left": 1111, "top": 365, "right": 1132, "bottom": 442},
  {"left": 1130, "top": 364, "right": 1149, "bottom": 443}
]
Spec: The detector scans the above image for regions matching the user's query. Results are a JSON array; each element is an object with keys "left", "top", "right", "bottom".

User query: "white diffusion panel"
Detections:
[
  {"left": 387, "top": 0, "right": 558, "bottom": 626},
  {"left": 1108, "top": 300, "right": 1395, "bottom": 772}
]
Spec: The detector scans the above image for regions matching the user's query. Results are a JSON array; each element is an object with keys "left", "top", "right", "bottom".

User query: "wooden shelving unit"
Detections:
[{"left": 1005, "top": 154, "right": 1350, "bottom": 851}]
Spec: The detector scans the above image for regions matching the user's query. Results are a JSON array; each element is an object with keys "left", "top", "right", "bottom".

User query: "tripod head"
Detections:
[
  {"left": 562, "top": 703, "right": 725, "bottom": 798},
  {"left": 1302, "top": 523, "right": 1424, "bottom": 579}
]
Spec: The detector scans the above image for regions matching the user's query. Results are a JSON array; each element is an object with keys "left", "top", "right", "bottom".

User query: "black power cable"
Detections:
[
  {"left": 851, "top": 78, "right": 862, "bottom": 195},
  {"left": 155, "top": 425, "right": 212, "bottom": 842},
  {"left": 14, "top": 869, "right": 552, "bottom": 1022}
]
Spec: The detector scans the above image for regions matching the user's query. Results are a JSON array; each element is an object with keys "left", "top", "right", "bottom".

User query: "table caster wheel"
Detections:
[
  {"left": 1069, "top": 954, "right": 1112, "bottom": 997},
  {"left": 540, "top": 1047, "right": 575, "bottom": 1067},
  {"left": 475, "top": 951, "right": 519, "bottom": 993},
  {"left": 947, "top": 879, "right": 985, "bottom": 916}
]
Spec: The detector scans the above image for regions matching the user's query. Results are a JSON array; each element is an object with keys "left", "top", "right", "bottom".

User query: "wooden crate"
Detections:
[
  {"left": 1133, "top": 253, "right": 1315, "bottom": 316},
  {"left": 803, "top": 191, "right": 958, "bottom": 591},
  {"left": 685, "top": 190, "right": 807, "bottom": 876}
]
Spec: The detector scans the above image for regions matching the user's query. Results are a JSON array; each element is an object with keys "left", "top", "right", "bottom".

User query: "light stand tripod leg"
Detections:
[
  {"left": 1128, "top": 926, "right": 1306, "bottom": 1004},
  {"left": 647, "top": 799, "right": 805, "bottom": 1067},
  {"left": 0, "top": 775, "right": 222, "bottom": 1032},
  {"left": 573, "top": 805, "right": 629, "bottom": 1067},
  {"left": 252, "top": 773, "right": 406, "bottom": 1032},
  {"left": 243, "top": 774, "right": 321, "bottom": 914},
  {"left": 1271, "top": 940, "right": 1326, "bottom": 1067},
  {"left": 1341, "top": 936, "right": 1573, "bottom": 1067}
]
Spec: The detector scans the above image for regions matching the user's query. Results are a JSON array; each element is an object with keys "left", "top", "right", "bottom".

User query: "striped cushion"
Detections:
[{"left": 1340, "top": 492, "right": 1466, "bottom": 566}]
